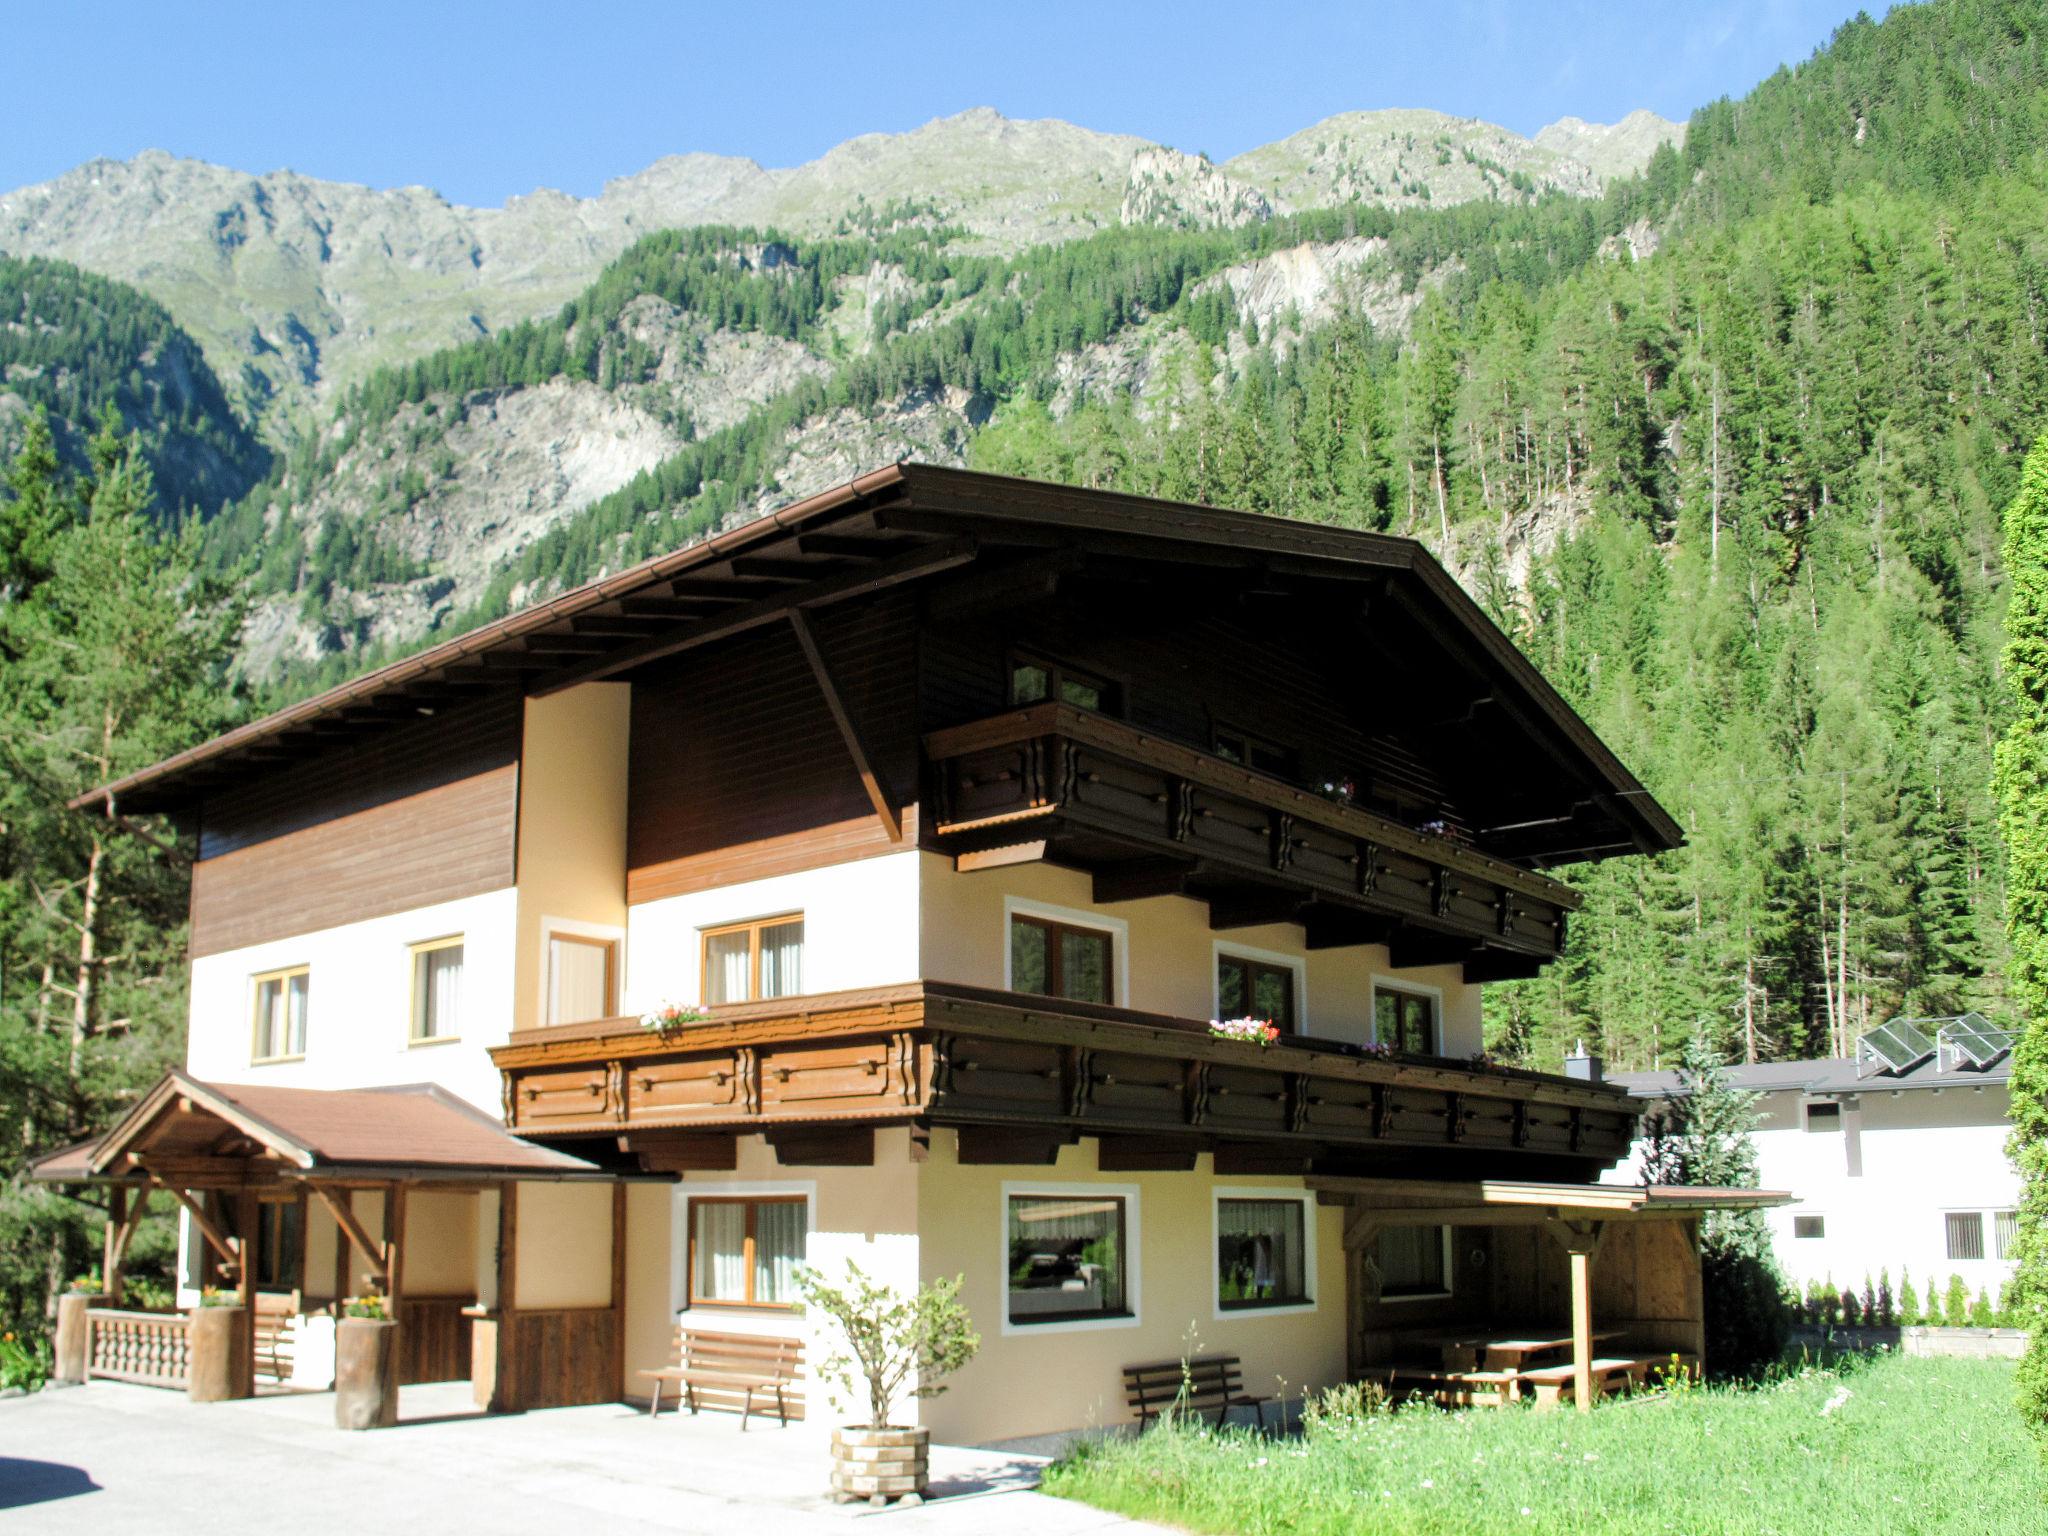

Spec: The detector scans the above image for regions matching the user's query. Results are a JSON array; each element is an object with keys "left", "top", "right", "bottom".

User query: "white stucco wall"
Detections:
[
  {"left": 183, "top": 886, "right": 517, "bottom": 1111},
  {"left": 622, "top": 850, "right": 922, "bottom": 1014}
]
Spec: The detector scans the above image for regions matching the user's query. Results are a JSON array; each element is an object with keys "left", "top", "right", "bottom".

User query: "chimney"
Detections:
[{"left": 1563, "top": 1038, "right": 1603, "bottom": 1083}]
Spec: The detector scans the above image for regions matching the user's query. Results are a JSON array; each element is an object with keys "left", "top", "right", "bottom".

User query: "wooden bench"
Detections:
[
  {"left": 253, "top": 1291, "right": 298, "bottom": 1383},
  {"left": 1123, "top": 1354, "right": 1271, "bottom": 1430},
  {"left": 1378, "top": 1365, "right": 1525, "bottom": 1409},
  {"left": 642, "top": 1327, "right": 802, "bottom": 1429},
  {"left": 1521, "top": 1354, "right": 1695, "bottom": 1409}
]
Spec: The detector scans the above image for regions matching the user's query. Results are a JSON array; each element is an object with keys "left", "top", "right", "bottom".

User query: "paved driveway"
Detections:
[{"left": 0, "top": 1382, "right": 1166, "bottom": 1535}]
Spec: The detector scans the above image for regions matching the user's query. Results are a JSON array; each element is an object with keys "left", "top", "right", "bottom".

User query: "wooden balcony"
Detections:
[
  {"left": 922, "top": 704, "right": 1578, "bottom": 979},
  {"left": 490, "top": 983, "right": 1638, "bottom": 1179}
]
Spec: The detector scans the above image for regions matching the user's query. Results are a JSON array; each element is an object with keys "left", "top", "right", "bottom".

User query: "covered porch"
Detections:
[
  {"left": 1313, "top": 1176, "right": 1790, "bottom": 1411},
  {"left": 32, "top": 1070, "right": 632, "bottom": 1422}
]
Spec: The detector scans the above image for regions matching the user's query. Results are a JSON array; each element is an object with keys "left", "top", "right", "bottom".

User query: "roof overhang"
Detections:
[
  {"left": 1305, "top": 1174, "right": 1793, "bottom": 1224},
  {"left": 39, "top": 1070, "right": 608, "bottom": 1187},
  {"left": 71, "top": 464, "right": 1681, "bottom": 866}
]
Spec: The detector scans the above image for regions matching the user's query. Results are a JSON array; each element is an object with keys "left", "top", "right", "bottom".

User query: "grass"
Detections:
[{"left": 1042, "top": 1353, "right": 2043, "bottom": 1536}]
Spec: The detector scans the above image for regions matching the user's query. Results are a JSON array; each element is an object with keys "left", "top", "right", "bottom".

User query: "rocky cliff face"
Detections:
[{"left": 0, "top": 109, "right": 1677, "bottom": 445}]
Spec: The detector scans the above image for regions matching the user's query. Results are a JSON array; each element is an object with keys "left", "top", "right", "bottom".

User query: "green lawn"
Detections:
[{"left": 1043, "top": 1354, "right": 2042, "bottom": 1536}]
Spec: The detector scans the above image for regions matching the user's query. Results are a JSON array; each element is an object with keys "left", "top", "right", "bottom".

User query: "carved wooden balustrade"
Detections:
[
  {"left": 922, "top": 704, "right": 1580, "bottom": 979},
  {"left": 492, "top": 983, "right": 1637, "bottom": 1177},
  {"left": 86, "top": 1307, "right": 191, "bottom": 1388}
]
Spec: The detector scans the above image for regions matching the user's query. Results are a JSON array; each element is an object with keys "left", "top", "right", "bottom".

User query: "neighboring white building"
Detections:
[{"left": 1608, "top": 1020, "right": 2019, "bottom": 1303}]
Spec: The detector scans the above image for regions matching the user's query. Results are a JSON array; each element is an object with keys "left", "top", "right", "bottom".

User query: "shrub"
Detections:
[
  {"left": 793, "top": 1263, "right": 979, "bottom": 1429},
  {"left": 1876, "top": 1270, "right": 1895, "bottom": 1327},
  {"left": 1972, "top": 1287, "right": 1998, "bottom": 1328},
  {"left": 1945, "top": 1274, "right": 1971, "bottom": 1328},
  {"left": 1861, "top": 1275, "right": 1879, "bottom": 1326},
  {"left": 1840, "top": 1287, "right": 1861, "bottom": 1329},
  {"left": 1899, "top": 1269, "right": 1920, "bottom": 1327},
  {"left": 0, "top": 1331, "right": 51, "bottom": 1393}
]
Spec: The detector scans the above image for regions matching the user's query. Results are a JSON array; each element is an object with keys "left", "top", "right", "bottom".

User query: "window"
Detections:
[
  {"left": 1011, "top": 914, "right": 1115, "bottom": 1005},
  {"left": 688, "top": 1197, "right": 805, "bottom": 1308},
  {"left": 410, "top": 937, "right": 463, "bottom": 1043},
  {"left": 1376, "top": 1225, "right": 1450, "bottom": 1300},
  {"left": 1212, "top": 725, "right": 1299, "bottom": 780},
  {"left": 1373, "top": 985, "right": 1438, "bottom": 1055},
  {"left": 546, "top": 933, "right": 617, "bottom": 1025},
  {"left": 1804, "top": 1101, "right": 1842, "bottom": 1132},
  {"left": 701, "top": 915, "right": 804, "bottom": 1006},
  {"left": 1946, "top": 1211, "right": 1986, "bottom": 1262},
  {"left": 1217, "top": 1198, "right": 1309, "bottom": 1309},
  {"left": 251, "top": 968, "right": 309, "bottom": 1061},
  {"left": 1217, "top": 952, "right": 1297, "bottom": 1034},
  {"left": 254, "top": 1201, "right": 303, "bottom": 1291},
  {"left": 1007, "top": 1192, "right": 1130, "bottom": 1324},
  {"left": 1793, "top": 1214, "right": 1827, "bottom": 1240},
  {"left": 1009, "top": 653, "right": 1116, "bottom": 715},
  {"left": 1996, "top": 1210, "right": 2019, "bottom": 1260}
]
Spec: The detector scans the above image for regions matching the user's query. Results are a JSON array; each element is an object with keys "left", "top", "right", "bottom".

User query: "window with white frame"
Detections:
[
  {"left": 1375, "top": 1225, "right": 1450, "bottom": 1300},
  {"left": 1945, "top": 1211, "right": 1986, "bottom": 1262},
  {"left": 1995, "top": 1209, "right": 2019, "bottom": 1260},
  {"left": 410, "top": 937, "right": 464, "bottom": 1043},
  {"left": 1372, "top": 984, "right": 1438, "bottom": 1055},
  {"left": 1006, "top": 1190, "right": 1132, "bottom": 1325},
  {"left": 1216, "top": 1195, "right": 1311, "bottom": 1310},
  {"left": 251, "top": 967, "right": 309, "bottom": 1061}
]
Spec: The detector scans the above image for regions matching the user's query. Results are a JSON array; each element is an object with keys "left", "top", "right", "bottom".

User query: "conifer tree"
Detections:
[{"left": 1993, "top": 431, "right": 2048, "bottom": 1427}]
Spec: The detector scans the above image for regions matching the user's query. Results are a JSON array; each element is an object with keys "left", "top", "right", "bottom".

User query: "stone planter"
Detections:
[
  {"left": 187, "top": 1305, "right": 252, "bottom": 1402},
  {"left": 334, "top": 1316, "right": 400, "bottom": 1430},
  {"left": 53, "top": 1291, "right": 105, "bottom": 1384},
  {"left": 830, "top": 1425, "right": 930, "bottom": 1507}
]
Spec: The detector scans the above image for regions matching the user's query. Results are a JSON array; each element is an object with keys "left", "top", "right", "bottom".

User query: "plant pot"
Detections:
[
  {"left": 334, "top": 1316, "right": 399, "bottom": 1430},
  {"left": 830, "top": 1425, "right": 930, "bottom": 1506},
  {"left": 53, "top": 1291, "right": 105, "bottom": 1384},
  {"left": 187, "top": 1305, "right": 252, "bottom": 1402}
]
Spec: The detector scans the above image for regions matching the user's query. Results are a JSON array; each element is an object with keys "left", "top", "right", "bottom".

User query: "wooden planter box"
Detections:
[
  {"left": 335, "top": 1317, "right": 400, "bottom": 1430},
  {"left": 830, "top": 1425, "right": 930, "bottom": 1506},
  {"left": 53, "top": 1291, "right": 105, "bottom": 1384},
  {"left": 187, "top": 1305, "right": 252, "bottom": 1402}
]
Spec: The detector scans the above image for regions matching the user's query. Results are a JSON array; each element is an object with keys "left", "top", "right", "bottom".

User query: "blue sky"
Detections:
[{"left": 5, "top": 1, "right": 1875, "bottom": 205}]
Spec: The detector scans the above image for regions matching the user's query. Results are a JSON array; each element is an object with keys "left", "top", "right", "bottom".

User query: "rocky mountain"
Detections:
[{"left": 0, "top": 109, "right": 1675, "bottom": 440}]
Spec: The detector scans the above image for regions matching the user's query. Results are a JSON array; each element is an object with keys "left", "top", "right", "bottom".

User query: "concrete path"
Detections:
[{"left": 0, "top": 1382, "right": 1168, "bottom": 1535}]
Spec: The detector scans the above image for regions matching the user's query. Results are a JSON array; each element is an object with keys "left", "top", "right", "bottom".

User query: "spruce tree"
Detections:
[{"left": 1993, "top": 431, "right": 2048, "bottom": 1427}]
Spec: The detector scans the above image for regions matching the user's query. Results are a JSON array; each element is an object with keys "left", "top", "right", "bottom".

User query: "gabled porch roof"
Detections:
[{"left": 32, "top": 1069, "right": 603, "bottom": 1188}]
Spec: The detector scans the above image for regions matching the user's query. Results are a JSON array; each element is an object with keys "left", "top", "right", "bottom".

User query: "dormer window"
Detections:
[{"left": 1010, "top": 653, "right": 1116, "bottom": 715}]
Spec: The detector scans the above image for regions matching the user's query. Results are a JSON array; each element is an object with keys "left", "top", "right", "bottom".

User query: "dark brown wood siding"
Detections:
[
  {"left": 918, "top": 581, "right": 1463, "bottom": 827},
  {"left": 627, "top": 595, "right": 918, "bottom": 904},
  {"left": 188, "top": 693, "right": 521, "bottom": 957}
]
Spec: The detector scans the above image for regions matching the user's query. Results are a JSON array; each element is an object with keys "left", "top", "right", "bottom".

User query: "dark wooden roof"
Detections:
[{"left": 76, "top": 464, "right": 1681, "bottom": 866}]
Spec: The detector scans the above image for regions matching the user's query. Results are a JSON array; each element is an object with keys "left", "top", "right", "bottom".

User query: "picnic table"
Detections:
[{"left": 1442, "top": 1330, "right": 1625, "bottom": 1372}]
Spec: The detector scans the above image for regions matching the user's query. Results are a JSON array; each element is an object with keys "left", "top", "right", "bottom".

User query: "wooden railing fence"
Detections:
[{"left": 86, "top": 1308, "right": 190, "bottom": 1389}]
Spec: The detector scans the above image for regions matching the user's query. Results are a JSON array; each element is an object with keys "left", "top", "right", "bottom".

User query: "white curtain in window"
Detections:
[
  {"left": 753, "top": 1202, "right": 805, "bottom": 1303},
  {"left": 1378, "top": 1225, "right": 1446, "bottom": 1295},
  {"left": 285, "top": 973, "right": 308, "bottom": 1054},
  {"left": 1218, "top": 1199, "right": 1304, "bottom": 1302},
  {"left": 760, "top": 921, "right": 803, "bottom": 999},
  {"left": 548, "top": 938, "right": 610, "bottom": 1025},
  {"left": 695, "top": 1203, "right": 746, "bottom": 1301},
  {"left": 704, "top": 931, "right": 753, "bottom": 1005},
  {"left": 417, "top": 945, "right": 462, "bottom": 1038}
]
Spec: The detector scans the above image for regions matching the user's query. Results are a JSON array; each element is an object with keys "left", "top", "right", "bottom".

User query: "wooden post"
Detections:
[
  {"left": 102, "top": 1186, "right": 129, "bottom": 1303},
  {"left": 472, "top": 1182, "right": 521, "bottom": 1414},
  {"left": 387, "top": 1181, "right": 407, "bottom": 1401},
  {"left": 1569, "top": 1243, "right": 1594, "bottom": 1415},
  {"left": 609, "top": 1182, "right": 627, "bottom": 1401},
  {"left": 235, "top": 1189, "right": 258, "bottom": 1399}
]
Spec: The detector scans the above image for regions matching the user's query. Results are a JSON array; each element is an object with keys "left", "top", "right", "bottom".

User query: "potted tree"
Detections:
[
  {"left": 334, "top": 1286, "right": 398, "bottom": 1430},
  {"left": 794, "top": 1264, "right": 979, "bottom": 1507}
]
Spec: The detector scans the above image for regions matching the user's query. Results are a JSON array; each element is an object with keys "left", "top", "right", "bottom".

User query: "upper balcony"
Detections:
[
  {"left": 489, "top": 981, "right": 1638, "bottom": 1180},
  {"left": 923, "top": 703, "right": 1578, "bottom": 982}
]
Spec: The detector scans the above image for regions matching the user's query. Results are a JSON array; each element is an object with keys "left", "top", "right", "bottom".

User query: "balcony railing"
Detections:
[
  {"left": 491, "top": 983, "right": 1637, "bottom": 1175},
  {"left": 923, "top": 704, "right": 1577, "bottom": 974}
]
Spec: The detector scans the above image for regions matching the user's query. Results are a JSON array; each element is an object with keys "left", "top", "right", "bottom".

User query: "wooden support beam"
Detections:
[
  {"left": 625, "top": 1130, "right": 737, "bottom": 1173},
  {"left": 1094, "top": 1135, "right": 1198, "bottom": 1172},
  {"left": 956, "top": 840, "right": 1047, "bottom": 872},
  {"left": 1093, "top": 858, "right": 1196, "bottom": 904},
  {"left": 539, "top": 537, "right": 975, "bottom": 694},
  {"left": 1212, "top": 1143, "right": 1317, "bottom": 1176},
  {"left": 798, "top": 533, "right": 906, "bottom": 558},
  {"left": 157, "top": 1181, "right": 238, "bottom": 1265},
  {"left": 313, "top": 1185, "right": 385, "bottom": 1284},
  {"left": 955, "top": 1127, "right": 1071, "bottom": 1166},
  {"left": 765, "top": 1124, "right": 876, "bottom": 1167},
  {"left": 1302, "top": 910, "right": 1398, "bottom": 950},
  {"left": 1541, "top": 1217, "right": 1603, "bottom": 1416},
  {"left": 1207, "top": 888, "right": 1308, "bottom": 931},
  {"left": 235, "top": 1189, "right": 258, "bottom": 1393},
  {"left": 787, "top": 608, "right": 901, "bottom": 843},
  {"left": 609, "top": 1183, "right": 627, "bottom": 1400},
  {"left": 386, "top": 1181, "right": 408, "bottom": 1307},
  {"left": 103, "top": 1186, "right": 140, "bottom": 1303},
  {"left": 728, "top": 556, "right": 853, "bottom": 581}
]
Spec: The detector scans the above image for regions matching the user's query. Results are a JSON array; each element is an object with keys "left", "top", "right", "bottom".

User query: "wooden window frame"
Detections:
[
  {"left": 1009, "top": 913, "right": 1118, "bottom": 1006},
  {"left": 408, "top": 935, "right": 465, "bottom": 1045},
  {"left": 545, "top": 931, "right": 619, "bottom": 1026},
  {"left": 1007, "top": 649, "right": 1122, "bottom": 718},
  {"left": 685, "top": 1195, "right": 806, "bottom": 1310},
  {"left": 1215, "top": 949, "right": 1300, "bottom": 1035},
  {"left": 250, "top": 965, "right": 310, "bottom": 1064},
  {"left": 1370, "top": 980, "right": 1440, "bottom": 1056},
  {"left": 698, "top": 913, "right": 805, "bottom": 1007}
]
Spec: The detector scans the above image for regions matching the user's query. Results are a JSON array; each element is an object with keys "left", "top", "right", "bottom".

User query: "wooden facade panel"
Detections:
[
  {"left": 630, "top": 1055, "right": 748, "bottom": 1117},
  {"left": 508, "top": 1307, "right": 619, "bottom": 1408},
  {"left": 397, "top": 1295, "right": 474, "bottom": 1384},
  {"left": 627, "top": 596, "right": 917, "bottom": 902},
  {"left": 1201, "top": 1063, "right": 1290, "bottom": 1134},
  {"left": 936, "top": 1036, "right": 1064, "bottom": 1117},
  {"left": 188, "top": 764, "right": 518, "bottom": 957},
  {"left": 513, "top": 1066, "right": 613, "bottom": 1125},
  {"left": 1085, "top": 1050, "right": 1183, "bottom": 1122},
  {"left": 761, "top": 1040, "right": 907, "bottom": 1109}
]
